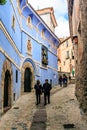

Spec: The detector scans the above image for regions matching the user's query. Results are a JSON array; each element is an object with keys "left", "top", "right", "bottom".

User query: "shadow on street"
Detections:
[{"left": 30, "top": 96, "right": 47, "bottom": 130}]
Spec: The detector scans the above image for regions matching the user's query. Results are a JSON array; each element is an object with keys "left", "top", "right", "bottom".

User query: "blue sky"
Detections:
[{"left": 28, "top": 0, "right": 70, "bottom": 38}]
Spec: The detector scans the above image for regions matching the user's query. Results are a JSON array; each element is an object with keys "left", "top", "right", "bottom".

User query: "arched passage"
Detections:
[
  {"left": 24, "top": 67, "right": 32, "bottom": 92},
  {"left": 21, "top": 59, "right": 36, "bottom": 95},
  {"left": 1, "top": 59, "right": 13, "bottom": 113},
  {"left": 4, "top": 70, "right": 11, "bottom": 107}
]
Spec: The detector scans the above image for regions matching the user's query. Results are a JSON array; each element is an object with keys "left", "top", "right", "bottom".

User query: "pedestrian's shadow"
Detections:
[{"left": 30, "top": 95, "right": 47, "bottom": 130}]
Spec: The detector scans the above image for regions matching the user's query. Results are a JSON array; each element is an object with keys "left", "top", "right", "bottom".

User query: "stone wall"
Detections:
[
  {"left": 68, "top": 0, "right": 87, "bottom": 113},
  {"left": 76, "top": 0, "right": 87, "bottom": 112}
]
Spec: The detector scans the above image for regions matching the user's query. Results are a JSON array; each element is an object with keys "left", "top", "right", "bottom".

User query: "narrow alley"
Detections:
[{"left": 0, "top": 84, "right": 87, "bottom": 130}]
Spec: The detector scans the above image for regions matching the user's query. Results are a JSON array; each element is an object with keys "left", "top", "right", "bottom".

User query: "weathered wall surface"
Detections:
[{"left": 68, "top": 0, "right": 87, "bottom": 113}]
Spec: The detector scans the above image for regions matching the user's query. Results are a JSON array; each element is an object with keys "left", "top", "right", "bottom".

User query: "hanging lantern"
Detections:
[
  {"left": 72, "top": 36, "right": 78, "bottom": 44},
  {"left": 0, "top": 0, "right": 6, "bottom": 5}
]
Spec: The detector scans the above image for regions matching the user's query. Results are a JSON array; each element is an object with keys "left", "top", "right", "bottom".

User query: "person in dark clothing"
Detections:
[
  {"left": 34, "top": 80, "right": 42, "bottom": 105},
  {"left": 62, "top": 74, "right": 68, "bottom": 87},
  {"left": 43, "top": 79, "right": 52, "bottom": 105},
  {"left": 58, "top": 75, "right": 62, "bottom": 87},
  {"left": 69, "top": 75, "right": 71, "bottom": 84}
]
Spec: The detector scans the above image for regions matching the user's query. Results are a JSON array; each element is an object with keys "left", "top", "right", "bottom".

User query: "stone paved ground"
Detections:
[{"left": 0, "top": 84, "right": 87, "bottom": 130}]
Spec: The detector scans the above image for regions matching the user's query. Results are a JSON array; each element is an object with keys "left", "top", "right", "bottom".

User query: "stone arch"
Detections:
[
  {"left": 21, "top": 61, "right": 35, "bottom": 95},
  {"left": 1, "top": 59, "right": 13, "bottom": 113}
]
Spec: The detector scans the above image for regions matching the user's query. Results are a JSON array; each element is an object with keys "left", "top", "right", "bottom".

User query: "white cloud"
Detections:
[
  {"left": 28, "top": 0, "right": 70, "bottom": 38},
  {"left": 28, "top": 0, "right": 50, "bottom": 9},
  {"left": 55, "top": 17, "right": 70, "bottom": 38},
  {"left": 51, "top": 0, "right": 68, "bottom": 16}
]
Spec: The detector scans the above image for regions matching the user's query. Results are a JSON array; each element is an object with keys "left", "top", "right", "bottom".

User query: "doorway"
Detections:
[
  {"left": 4, "top": 70, "right": 11, "bottom": 108},
  {"left": 24, "top": 67, "right": 31, "bottom": 92}
]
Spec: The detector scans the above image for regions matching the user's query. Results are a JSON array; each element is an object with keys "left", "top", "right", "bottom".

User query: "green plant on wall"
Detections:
[{"left": 0, "top": 0, "right": 6, "bottom": 5}]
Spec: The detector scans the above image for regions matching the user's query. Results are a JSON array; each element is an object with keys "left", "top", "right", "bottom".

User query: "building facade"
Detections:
[
  {"left": 36, "top": 7, "right": 57, "bottom": 33},
  {"left": 68, "top": 0, "right": 87, "bottom": 113},
  {"left": 0, "top": 0, "right": 59, "bottom": 113},
  {"left": 58, "top": 37, "right": 75, "bottom": 78}
]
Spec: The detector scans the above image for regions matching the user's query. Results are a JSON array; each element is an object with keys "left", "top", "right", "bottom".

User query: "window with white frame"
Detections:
[
  {"left": 12, "top": 15, "right": 15, "bottom": 29},
  {"left": 41, "top": 30, "right": 45, "bottom": 39},
  {"left": 66, "top": 51, "right": 69, "bottom": 59},
  {"left": 26, "top": 16, "right": 32, "bottom": 27},
  {"left": 66, "top": 40, "right": 68, "bottom": 47},
  {"left": 71, "top": 50, "right": 74, "bottom": 59}
]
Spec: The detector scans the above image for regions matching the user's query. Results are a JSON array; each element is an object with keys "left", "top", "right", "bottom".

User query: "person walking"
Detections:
[
  {"left": 62, "top": 74, "right": 68, "bottom": 87},
  {"left": 43, "top": 79, "right": 52, "bottom": 105},
  {"left": 58, "top": 75, "right": 62, "bottom": 87},
  {"left": 34, "top": 80, "right": 42, "bottom": 105},
  {"left": 69, "top": 75, "right": 71, "bottom": 84}
]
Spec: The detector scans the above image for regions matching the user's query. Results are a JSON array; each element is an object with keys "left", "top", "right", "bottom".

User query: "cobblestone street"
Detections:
[{"left": 0, "top": 84, "right": 87, "bottom": 130}]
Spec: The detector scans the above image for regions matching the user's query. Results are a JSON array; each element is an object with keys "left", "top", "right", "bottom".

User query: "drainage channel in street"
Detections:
[
  {"left": 30, "top": 109, "right": 47, "bottom": 130},
  {"left": 30, "top": 95, "right": 47, "bottom": 130},
  {"left": 11, "top": 128, "right": 17, "bottom": 130},
  {"left": 30, "top": 88, "right": 65, "bottom": 130},
  {"left": 63, "top": 123, "right": 75, "bottom": 129}
]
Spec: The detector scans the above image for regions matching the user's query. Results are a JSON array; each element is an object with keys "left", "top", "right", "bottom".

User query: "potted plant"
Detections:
[{"left": 0, "top": 0, "right": 6, "bottom": 5}]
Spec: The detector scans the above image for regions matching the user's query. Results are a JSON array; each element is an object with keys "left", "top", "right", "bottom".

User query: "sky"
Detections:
[{"left": 28, "top": 0, "right": 70, "bottom": 38}]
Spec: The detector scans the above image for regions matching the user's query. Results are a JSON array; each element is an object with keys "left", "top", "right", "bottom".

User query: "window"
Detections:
[
  {"left": 13, "top": 93, "right": 15, "bottom": 101},
  {"left": 16, "top": 70, "right": 18, "bottom": 83},
  {"left": 64, "top": 61, "right": 66, "bottom": 65},
  {"left": 26, "top": 16, "right": 32, "bottom": 27},
  {"left": 66, "top": 51, "right": 69, "bottom": 59},
  {"left": 66, "top": 40, "right": 68, "bottom": 47},
  {"left": 58, "top": 58, "right": 61, "bottom": 62},
  {"left": 17, "top": 1, "right": 21, "bottom": 14},
  {"left": 72, "top": 56, "right": 74, "bottom": 59},
  {"left": 60, "top": 67, "right": 61, "bottom": 71},
  {"left": 71, "top": 50, "right": 74, "bottom": 59},
  {"left": 78, "top": 21, "right": 81, "bottom": 35},
  {"left": 70, "top": 59, "right": 71, "bottom": 63},
  {"left": 41, "top": 30, "right": 45, "bottom": 39},
  {"left": 50, "top": 79, "right": 52, "bottom": 86},
  {"left": 12, "top": 15, "right": 15, "bottom": 29},
  {"left": 42, "top": 46, "right": 48, "bottom": 65}
]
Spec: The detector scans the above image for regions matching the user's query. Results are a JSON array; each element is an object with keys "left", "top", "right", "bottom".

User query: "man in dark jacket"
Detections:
[
  {"left": 43, "top": 79, "right": 52, "bottom": 105},
  {"left": 62, "top": 74, "right": 68, "bottom": 87},
  {"left": 34, "top": 80, "right": 42, "bottom": 105}
]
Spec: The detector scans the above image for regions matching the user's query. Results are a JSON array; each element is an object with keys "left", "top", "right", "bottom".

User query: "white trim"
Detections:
[
  {"left": 34, "top": 60, "right": 40, "bottom": 65},
  {"left": 22, "top": 28, "right": 57, "bottom": 57},
  {"left": 48, "top": 65, "right": 58, "bottom": 72},
  {"left": 10, "top": 1, "right": 58, "bottom": 50},
  {"left": 27, "top": 3, "right": 60, "bottom": 43},
  {"left": 40, "top": 65, "right": 48, "bottom": 70},
  {"left": 0, "top": 21, "right": 58, "bottom": 72},
  {"left": 10, "top": 0, "right": 22, "bottom": 29},
  {"left": 40, "top": 64, "right": 58, "bottom": 72},
  {"left": 0, "top": 47, "right": 58, "bottom": 73},
  {"left": 0, "top": 47, "right": 20, "bottom": 70},
  {"left": 22, "top": 28, "right": 40, "bottom": 44},
  {"left": 0, "top": 21, "right": 21, "bottom": 57}
]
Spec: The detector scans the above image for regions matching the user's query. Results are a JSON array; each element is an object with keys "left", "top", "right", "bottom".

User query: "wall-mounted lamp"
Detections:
[{"left": 72, "top": 36, "right": 78, "bottom": 44}]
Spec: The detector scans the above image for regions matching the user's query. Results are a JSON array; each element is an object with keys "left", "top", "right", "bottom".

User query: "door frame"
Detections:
[
  {"left": 24, "top": 67, "right": 32, "bottom": 92},
  {"left": 21, "top": 61, "right": 35, "bottom": 94},
  {"left": 1, "top": 59, "right": 13, "bottom": 113}
]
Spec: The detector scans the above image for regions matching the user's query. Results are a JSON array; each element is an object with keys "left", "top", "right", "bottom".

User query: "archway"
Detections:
[
  {"left": 4, "top": 70, "right": 11, "bottom": 108},
  {"left": 21, "top": 60, "right": 35, "bottom": 95},
  {"left": 24, "top": 67, "right": 32, "bottom": 92},
  {"left": 1, "top": 59, "right": 12, "bottom": 113}
]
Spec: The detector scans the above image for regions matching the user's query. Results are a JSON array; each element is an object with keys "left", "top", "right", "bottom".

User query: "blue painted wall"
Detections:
[{"left": 0, "top": 0, "right": 59, "bottom": 105}]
